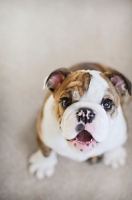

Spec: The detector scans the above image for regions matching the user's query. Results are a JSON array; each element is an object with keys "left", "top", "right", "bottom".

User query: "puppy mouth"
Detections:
[
  {"left": 66, "top": 130, "right": 98, "bottom": 153},
  {"left": 67, "top": 130, "right": 94, "bottom": 143}
]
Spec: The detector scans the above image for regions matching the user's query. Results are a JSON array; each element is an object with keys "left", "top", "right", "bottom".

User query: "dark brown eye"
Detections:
[
  {"left": 101, "top": 98, "right": 114, "bottom": 111},
  {"left": 60, "top": 97, "right": 72, "bottom": 108}
]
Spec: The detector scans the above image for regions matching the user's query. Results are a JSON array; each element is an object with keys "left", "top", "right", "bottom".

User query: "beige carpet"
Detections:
[{"left": 0, "top": 0, "right": 132, "bottom": 199}]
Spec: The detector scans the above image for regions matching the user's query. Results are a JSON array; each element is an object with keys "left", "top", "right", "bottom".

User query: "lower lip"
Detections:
[{"left": 67, "top": 137, "right": 98, "bottom": 154}]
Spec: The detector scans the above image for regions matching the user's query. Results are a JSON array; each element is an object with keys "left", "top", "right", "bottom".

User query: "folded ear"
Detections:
[
  {"left": 44, "top": 68, "right": 71, "bottom": 92},
  {"left": 105, "top": 69, "right": 131, "bottom": 96}
]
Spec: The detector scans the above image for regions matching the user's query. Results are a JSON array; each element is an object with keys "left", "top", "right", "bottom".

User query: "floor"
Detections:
[{"left": 0, "top": 0, "right": 132, "bottom": 199}]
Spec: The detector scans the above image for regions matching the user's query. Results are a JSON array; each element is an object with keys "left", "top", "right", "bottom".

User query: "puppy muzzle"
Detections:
[{"left": 60, "top": 102, "right": 110, "bottom": 154}]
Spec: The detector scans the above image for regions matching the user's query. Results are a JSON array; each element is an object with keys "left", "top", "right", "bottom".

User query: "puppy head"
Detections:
[{"left": 45, "top": 67, "right": 131, "bottom": 154}]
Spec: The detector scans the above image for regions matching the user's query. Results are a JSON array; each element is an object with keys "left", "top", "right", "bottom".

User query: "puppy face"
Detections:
[{"left": 45, "top": 67, "right": 131, "bottom": 154}]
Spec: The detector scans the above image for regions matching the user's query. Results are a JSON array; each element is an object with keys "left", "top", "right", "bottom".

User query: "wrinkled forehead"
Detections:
[
  {"left": 54, "top": 70, "right": 109, "bottom": 101},
  {"left": 80, "top": 70, "right": 109, "bottom": 103},
  {"left": 54, "top": 70, "right": 91, "bottom": 98}
]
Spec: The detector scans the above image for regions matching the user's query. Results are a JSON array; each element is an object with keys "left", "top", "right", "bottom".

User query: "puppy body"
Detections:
[
  {"left": 41, "top": 74, "right": 127, "bottom": 161},
  {"left": 29, "top": 63, "right": 131, "bottom": 179}
]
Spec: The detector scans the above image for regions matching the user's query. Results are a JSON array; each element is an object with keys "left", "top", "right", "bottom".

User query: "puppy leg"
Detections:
[
  {"left": 29, "top": 149, "right": 57, "bottom": 179},
  {"left": 103, "top": 146, "right": 127, "bottom": 169},
  {"left": 29, "top": 106, "right": 57, "bottom": 179},
  {"left": 29, "top": 133, "right": 58, "bottom": 180}
]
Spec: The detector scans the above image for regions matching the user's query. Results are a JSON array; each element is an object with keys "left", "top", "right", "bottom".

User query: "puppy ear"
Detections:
[
  {"left": 105, "top": 69, "right": 132, "bottom": 95},
  {"left": 44, "top": 68, "right": 71, "bottom": 92}
]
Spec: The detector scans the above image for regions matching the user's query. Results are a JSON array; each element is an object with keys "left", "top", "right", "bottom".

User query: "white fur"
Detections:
[
  {"left": 29, "top": 70, "right": 128, "bottom": 179},
  {"left": 72, "top": 90, "right": 80, "bottom": 101},
  {"left": 29, "top": 150, "right": 57, "bottom": 179},
  {"left": 80, "top": 70, "right": 108, "bottom": 104},
  {"left": 103, "top": 146, "right": 127, "bottom": 169}
]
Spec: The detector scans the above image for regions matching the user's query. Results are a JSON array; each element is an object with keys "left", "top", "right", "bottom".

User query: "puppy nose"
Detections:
[{"left": 76, "top": 108, "right": 95, "bottom": 124}]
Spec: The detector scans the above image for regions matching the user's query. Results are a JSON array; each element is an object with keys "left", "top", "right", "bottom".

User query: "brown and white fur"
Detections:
[{"left": 29, "top": 63, "right": 131, "bottom": 180}]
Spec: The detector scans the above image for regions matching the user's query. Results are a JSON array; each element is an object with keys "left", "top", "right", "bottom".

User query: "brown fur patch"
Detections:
[
  {"left": 53, "top": 71, "right": 91, "bottom": 124},
  {"left": 101, "top": 73, "right": 121, "bottom": 106},
  {"left": 88, "top": 156, "right": 102, "bottom": 164},
  {"left": 100, "top": 73, "right": 121, "bottom": 118}
]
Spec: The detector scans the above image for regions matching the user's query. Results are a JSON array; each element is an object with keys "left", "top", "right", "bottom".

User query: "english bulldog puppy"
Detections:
[{"left": 29, "top": 63, "right": 131, "bottom": 179}]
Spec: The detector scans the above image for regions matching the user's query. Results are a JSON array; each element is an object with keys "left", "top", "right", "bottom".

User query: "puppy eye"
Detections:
[
  {"left": 101, "top": 98, "right": 114, "bottom": 111},
  {"left": 60, "top": 97, "right": 72, "bottom": 108}
]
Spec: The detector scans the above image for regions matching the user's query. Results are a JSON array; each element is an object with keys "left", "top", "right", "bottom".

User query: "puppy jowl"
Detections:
[{"left": 29, "top": 63, "right": 131, "bottom": 179}]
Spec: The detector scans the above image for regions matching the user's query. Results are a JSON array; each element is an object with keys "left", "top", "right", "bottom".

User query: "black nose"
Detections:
[{"left": 76, "top": 108, "right": 95, "bottom": 124}]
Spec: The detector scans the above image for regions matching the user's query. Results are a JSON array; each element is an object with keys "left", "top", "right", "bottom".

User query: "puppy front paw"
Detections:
[
  {"left": 103, "top": 146, "right": 127, "bottom": 169},
  {"left": 29, "top": 150, "right": 57, "bottom": 180}
]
